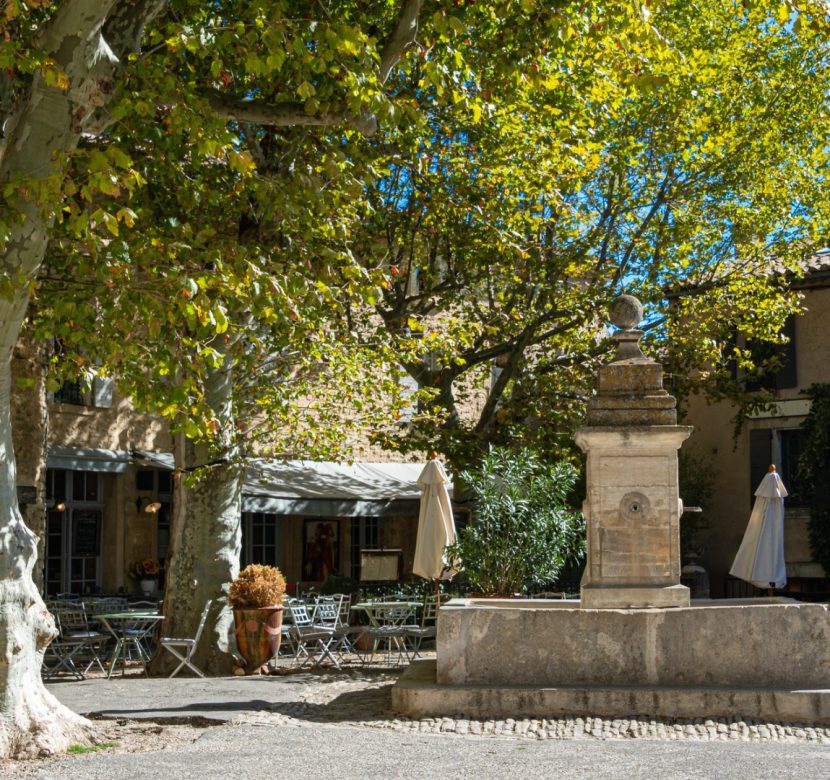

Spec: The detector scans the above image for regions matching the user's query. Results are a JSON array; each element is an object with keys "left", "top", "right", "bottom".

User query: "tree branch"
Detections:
[
  {"left": 205, "top": 0, "right": 422, "bottom": 133},
  {"left": 202, "top": 91, "right": 342, "bottom": 127},
  {"left": 379, "top": 0, "right": 423, "bottom": 84},
  {"left": 201, "top": 91, "right": 381, "bottom": 134}
]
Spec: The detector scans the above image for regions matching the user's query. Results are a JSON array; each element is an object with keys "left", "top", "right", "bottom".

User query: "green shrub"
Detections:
[
  {"left": 678, "top": 449, "right": 716, "bottom": 552},
  {"left": 448, "top": 447, "right": 585, "bottom": 596},
  {"left": 319, "top": 573, "right": 360, "bottom": 597}
]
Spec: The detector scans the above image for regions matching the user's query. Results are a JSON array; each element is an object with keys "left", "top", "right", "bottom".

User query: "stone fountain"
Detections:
[{"left": 393, "top": 296, "right": 830, "bottom": 724}]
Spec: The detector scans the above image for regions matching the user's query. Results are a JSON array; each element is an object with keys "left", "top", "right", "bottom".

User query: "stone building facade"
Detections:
[
  {"left": 11, "top": 344, "right": 482, "bottom": 598},
  {"left": 682, "top": 273, "right": 830, "bottom": 598}
]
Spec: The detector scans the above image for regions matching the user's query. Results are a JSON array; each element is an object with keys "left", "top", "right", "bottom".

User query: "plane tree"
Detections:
[
  {"left": 351, "top": 0, "right": 830, "bottom": 470},
  {"left": 23, "top": 0, "right": 634, "bottom": 678},
  {"left": 0, "top": 0, "right": 429, "bottom": 755}
]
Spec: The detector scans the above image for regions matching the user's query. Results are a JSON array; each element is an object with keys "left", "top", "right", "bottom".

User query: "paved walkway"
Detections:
[{"left": 3, "top": 666, "right": 830, "bottom": 778}]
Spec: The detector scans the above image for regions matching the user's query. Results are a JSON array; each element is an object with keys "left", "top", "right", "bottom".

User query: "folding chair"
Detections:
[
  {"left": 286, "top": 600, "right": 339, "bottom": 669},
  {"left": 404, "top": 596, "right": 439, "bottom": 658},
  {"left": 362, "top": 602, "right": 418, "bottom": 666},
  {"left": 43, "top": 606, "right": 108, "bottom": 679},
  {"left": 313, "top": 595, "right": 360, "bottom": 662},
  {"left": 159, "top": 599, "right": 213, "bottom": 677},
  {"left": 42, "top": 633, "right": 89, "bottom": 680}
]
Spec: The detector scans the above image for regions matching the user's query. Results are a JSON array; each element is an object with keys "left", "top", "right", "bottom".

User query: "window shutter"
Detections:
[
  {"left": 397, "top": 373, "right": 419, "bottom": 422},
  {"left": 92, "top": 376, "right": 114, "bottom": 408},
  {"left": 749, "top": 428, "right": 772, "bottom": 507},
  {"left": 774, "top": 315, "right": 798, "bottom": 389}
]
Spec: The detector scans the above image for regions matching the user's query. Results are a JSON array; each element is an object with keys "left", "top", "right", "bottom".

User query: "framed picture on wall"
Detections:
[{"left": 302, "top": 519, "right": 339, "bottom": 582}]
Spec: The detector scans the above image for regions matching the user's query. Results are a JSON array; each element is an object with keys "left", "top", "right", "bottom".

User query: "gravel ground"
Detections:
[{"left": 4, "top": 667, "right": 830, "bottom": 778}]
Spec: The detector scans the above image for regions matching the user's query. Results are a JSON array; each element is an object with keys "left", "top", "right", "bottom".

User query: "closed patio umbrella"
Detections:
[
  {"left": 412, "top": 458, "right": 458, "bottom": 604},
  {"left": 730, "top": 465, "right": 788, "bottom": 591}
]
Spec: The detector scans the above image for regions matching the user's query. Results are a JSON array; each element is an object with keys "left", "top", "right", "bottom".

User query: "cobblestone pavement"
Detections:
[
  {"left": 239, "top": 667, "right": 830, "bottom": 744},
  {"left": 6, "top": 667, "right": 830, "bottom": 779}
]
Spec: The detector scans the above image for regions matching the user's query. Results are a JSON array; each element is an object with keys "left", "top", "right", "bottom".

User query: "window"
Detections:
[
  {"left": 44, "top": 469, "right": 103, "bottom": 595},
  {"left": 350, "top": 516, "right": 380, "bottom": 580},
  {"left": 780, "top": 429, "right": 808, "bottom": 506},
  {"left": 51, "top": 377, "right": 114, "bottom": 407},
  {"left": 156, "top": 502, "right": 172, "bottom": 570},
  {"left": 749, "top": 427, "right": 809, "bottom": 507},
  {"left": 158, "top": 470, "right": 172, "bottom": 494},
  {"left": 53, "top": 380, "right": 86, "bottom": 405},
  {"left": 241, "top": 512, "right": 281, "bottom": 568},
  {"left": 73, "top": 470, "right": 98, "bottom": 502},
  {"left": 136, "top": 470, "right": 155, "bottom": 490},
  {"left": 742, "top": 315, "right": 798, "bottom": 392}
]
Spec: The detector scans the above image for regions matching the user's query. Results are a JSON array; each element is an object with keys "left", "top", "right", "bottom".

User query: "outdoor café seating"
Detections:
[
  {"left": 94, "top": 604, "right": 163, "bottom": 678},
  {"left": 352, "top": 599, "right": 420, "bottom": 665},
  {"left": 285, "top": 599, "right": 341, "bottom": 669},
  {"left": 159, "top": 599, "right": 213, "bottom": 678},
  {"left": 42, "top": 604, "right": 109, "bottom": 681}
]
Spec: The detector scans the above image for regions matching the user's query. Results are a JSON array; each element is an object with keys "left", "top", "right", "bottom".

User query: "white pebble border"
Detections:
[{"left": 248, "top": 680, "right": 830, "bottom": 744}]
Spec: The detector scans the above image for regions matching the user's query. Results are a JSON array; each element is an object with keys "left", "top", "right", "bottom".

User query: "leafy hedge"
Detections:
[{"left": 799, "top": 384, "right": 830, "bottom": 575}]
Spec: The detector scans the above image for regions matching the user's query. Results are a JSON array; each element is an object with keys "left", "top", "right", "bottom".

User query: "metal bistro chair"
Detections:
[
  {"left": 286, "top": 600, "right": 339, "bottom": 669},
  {"left": 43, "top": 605, "right": 108, "bottom": 680},
  {"left": 404, "top": 596, "right": 439, "bottom": 658},
  {"left": 85, "top": 596, "right": 129, "bottom": 619},
  {"left": 159, "top": 599, "right": 213, "bottom": 678},
  {"left": 313, "top": 595, "right": 359, "bottom": 662},
  {"left": 362, "top": 602, "right": 418, "bottom": 666}
]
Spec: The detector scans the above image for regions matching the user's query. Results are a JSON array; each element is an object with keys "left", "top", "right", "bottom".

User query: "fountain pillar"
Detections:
[{"left": 575, "top": 295, "right": 691, "bottom": 609}]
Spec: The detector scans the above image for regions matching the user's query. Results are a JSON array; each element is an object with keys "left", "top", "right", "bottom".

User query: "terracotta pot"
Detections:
[{"left": 233, "top": 606, "right": 284, "bottom": 674}]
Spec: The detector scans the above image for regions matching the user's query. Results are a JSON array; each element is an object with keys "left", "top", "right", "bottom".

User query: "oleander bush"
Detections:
[{"left": 448, "top": 447, "right": 585, "bottom": 596}]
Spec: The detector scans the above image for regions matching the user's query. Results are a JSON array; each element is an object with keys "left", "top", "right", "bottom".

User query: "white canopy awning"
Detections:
[
  {"left": 48, "top": 448, "right": 445, "bottom": 518},
  {"left": 242, "top": 460, "right": 439, "bottom": 517},
  {"left": 47, "top": 446, "right": 131, "bottom": 473}
]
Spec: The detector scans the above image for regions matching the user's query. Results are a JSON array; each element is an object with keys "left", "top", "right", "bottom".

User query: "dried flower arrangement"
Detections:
[
  {"left": 130, "top": 558, "right": 161, "bottom": 578},
  {"left": 228, "top": 564, "right": 286, "bottom": 609}
]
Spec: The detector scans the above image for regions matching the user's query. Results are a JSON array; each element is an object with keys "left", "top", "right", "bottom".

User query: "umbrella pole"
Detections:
[{"left": 434, "top": 578, "right": 441, "bottom": 608}]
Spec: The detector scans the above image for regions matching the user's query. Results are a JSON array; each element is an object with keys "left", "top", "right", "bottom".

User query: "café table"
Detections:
[
  {"left": 94, "top": 610, "right": 164, "bottom": 679},
  {"left": 350, "top": 601, "right": 421, "bottom": 664}
]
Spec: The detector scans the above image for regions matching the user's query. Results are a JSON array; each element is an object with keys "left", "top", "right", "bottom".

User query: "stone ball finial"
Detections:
[{"left": 608, "top": 295, "right": 643, "bottom": 330}]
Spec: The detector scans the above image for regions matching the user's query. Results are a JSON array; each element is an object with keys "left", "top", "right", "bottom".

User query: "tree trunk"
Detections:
[
  {"left": 153, "top": 348, "right": 242, "bottom": 676},
  {"left": 0, "top": 293, "right": 95, "bottom": 757},
  {"left": 0, "top": 1, "right": 165, "bottom": 757},
  {"left": 11, "top": 332, "right": 49, "bottom": 592},
  {"left": 0, "top": 67, "right": 93, "bottom": 760}
]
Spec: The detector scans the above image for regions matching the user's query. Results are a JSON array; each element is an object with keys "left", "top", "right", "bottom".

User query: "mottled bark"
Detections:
[
  {"left": 153, "top": 347, "right": 241, "bottom": 676},
  {"left": 0, "top": 0, "right": 164, "bottom": 758},
  {"left": 11, "top": 333, "right": 49, "bottom": 591},
  {"left": 0, "top": 295, "right": 94, "bottom": 757}
]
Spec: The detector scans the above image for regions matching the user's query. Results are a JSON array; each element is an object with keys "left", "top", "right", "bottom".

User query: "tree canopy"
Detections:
[
  {"left": 3, "top": 0, "right": 830, "bottom": 756},
  {"left": 348, "top": 1, "right": 830, "bottom": 467}
]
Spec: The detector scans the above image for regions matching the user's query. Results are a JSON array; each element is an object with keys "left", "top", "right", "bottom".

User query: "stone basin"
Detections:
[
  {"left": 437, "top": 598, "right": 830, "bottom": 690},
  {"left": 392, "top": 597, "right": 830, "bottom": 723}
]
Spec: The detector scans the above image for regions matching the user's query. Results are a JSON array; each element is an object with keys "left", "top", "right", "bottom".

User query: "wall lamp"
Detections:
[
  {"left": 54, "top": 500, "right": 66, "bottom": 512},
  {"left": 135, "top": 497, "right": 162, "bottom": 514}
]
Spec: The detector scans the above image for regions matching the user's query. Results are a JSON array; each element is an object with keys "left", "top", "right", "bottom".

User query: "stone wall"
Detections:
[{"left": 684, "top": 285, "right": 830, "bottom": 594}]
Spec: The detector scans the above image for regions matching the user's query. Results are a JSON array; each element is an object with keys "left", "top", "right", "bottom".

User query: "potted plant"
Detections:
[
  {"left": 447, "top": 447, "right": 586, "bottom": 596},
  {"left": 130, "top": 558, "right": 161, "bottom": 596},
  {"left": 228, "top": 564, "right": 286, "bottom": 674}
]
